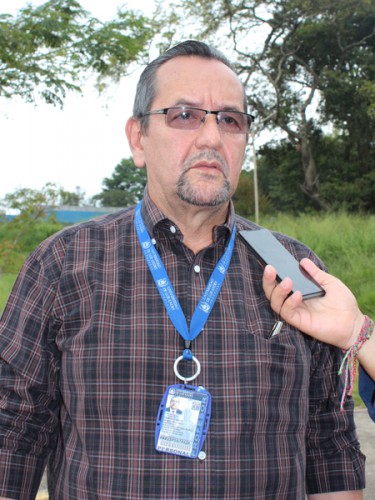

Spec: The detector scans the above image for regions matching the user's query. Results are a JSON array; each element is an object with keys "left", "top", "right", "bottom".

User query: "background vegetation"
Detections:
[{"left": 0, "top": 0, "right": 154, "bottom": 106}]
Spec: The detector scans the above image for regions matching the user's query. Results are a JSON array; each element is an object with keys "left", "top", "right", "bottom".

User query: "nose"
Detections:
[{"left": 194, "top": 113, "right": 222, "bottom": 149}]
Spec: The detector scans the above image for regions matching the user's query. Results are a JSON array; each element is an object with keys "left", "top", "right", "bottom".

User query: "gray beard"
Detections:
[
  {"left": 176, "top": 150, "right": 231, "bottom": 207},
  {"left": 177, "top": 174, "right": 231, "bottom": 207}
]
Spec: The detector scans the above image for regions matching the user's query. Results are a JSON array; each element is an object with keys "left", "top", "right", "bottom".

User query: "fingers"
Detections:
[
  {"left": 299, "top": 258, "right": 329, "bottom": 286},
  {"left": 262, "top": 265, "right": 277, "bottom": 299},
  {"left": 278, "top": 289, "right": 304, "bottom": 320},
  {"left": 263, "top": 265, "right": 295, "bottom": 315}
]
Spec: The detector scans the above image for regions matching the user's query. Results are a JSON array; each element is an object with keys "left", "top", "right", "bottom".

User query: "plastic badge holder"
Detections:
[{"left": 155, "top": 384, "right": 211, "bottom": 459}]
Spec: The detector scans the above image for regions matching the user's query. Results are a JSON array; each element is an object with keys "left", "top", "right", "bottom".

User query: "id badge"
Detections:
[{"left": 155, "top": 384, "right": 211, "bottom": 459}]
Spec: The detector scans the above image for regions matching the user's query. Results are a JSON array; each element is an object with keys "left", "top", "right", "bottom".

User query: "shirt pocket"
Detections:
[{"left": 239, "top": 322, "right": 311, "bottom": 429}]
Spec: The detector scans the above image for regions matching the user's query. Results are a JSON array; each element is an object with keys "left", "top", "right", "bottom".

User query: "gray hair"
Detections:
[{"left": 132, "top": 40, "right": 247, "bottom": 131}]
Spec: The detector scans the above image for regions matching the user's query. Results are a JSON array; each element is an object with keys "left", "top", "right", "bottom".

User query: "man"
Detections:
[
  {"left": 165, "top": 396, "right": 183, "bottom": 415},
  {"left": 0, "top": 40, "right": 365, "bottom": 499}
]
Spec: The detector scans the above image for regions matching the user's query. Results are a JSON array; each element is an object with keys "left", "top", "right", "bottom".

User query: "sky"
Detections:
[{"left": 0, "top": 0, "right": 156, "bottom": 204}]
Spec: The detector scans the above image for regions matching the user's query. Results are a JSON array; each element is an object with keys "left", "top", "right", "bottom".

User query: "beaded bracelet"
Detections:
[{"left": 338, "top": 315, "right": 374, "bottom": 411}]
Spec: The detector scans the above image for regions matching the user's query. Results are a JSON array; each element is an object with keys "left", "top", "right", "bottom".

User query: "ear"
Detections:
[{"left": 125, "top": 117, "right": 146, "bottom": 168}]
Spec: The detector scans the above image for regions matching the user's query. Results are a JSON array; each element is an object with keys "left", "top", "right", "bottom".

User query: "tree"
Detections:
[
  {"left": 0, "top": 183, "right": 89, "bottom": 233},
  {"left": 257, "top": 133, "right": 375, "bottom": 213},
  {"left": 257, "top": 139, "right": 314, "bottom": 214},
  {"left": 92, "top": 158, "right": 147, "bottom": 207},
  {"left": 163, "top": 0, "right": 375, "bottom": 211},
  {"left": 232, "top": 170, "right": 272, "bottom": 218},
  {"left": 59, "top": 186, "right": 86, "bottom": 206},
  {"left": 2, "top": 183, "right": 60, "bottom": 227},
  {"left": 0, "top": 0, "right": 155, "bottom": 106}
]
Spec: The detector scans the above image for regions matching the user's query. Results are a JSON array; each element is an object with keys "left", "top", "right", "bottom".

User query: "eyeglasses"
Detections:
[{"left": 143, "top": 106, "right": 254, "bottom": 135}]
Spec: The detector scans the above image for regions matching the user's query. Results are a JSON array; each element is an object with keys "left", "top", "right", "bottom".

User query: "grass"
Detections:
[
  {"left": 260, "top": 212, "right": 375, "bottom": 318},
  {"left": 0, "top": 272, "right": 16, "bottom": 310},
  {"left": 1, "top": 212, "right": 374, "bottom": 407}
]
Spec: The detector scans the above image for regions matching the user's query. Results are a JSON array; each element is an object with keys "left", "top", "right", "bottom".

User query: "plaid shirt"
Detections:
[{"left": 0, "top": 190, "right": 365, "bottom": 499}]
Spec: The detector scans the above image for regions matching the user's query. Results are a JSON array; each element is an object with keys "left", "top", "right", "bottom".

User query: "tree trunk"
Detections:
[{"left": 297, "top": 135, "right": 330, "bottom": 210}]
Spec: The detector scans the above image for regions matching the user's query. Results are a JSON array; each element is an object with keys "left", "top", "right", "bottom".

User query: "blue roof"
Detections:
[{"left": 51, "top": 209, "right": 117, "bottom": 224}]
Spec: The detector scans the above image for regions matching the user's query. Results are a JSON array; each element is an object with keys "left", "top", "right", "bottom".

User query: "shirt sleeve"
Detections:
[
  {"left": 359, "top": 367, "right": 375, "bottom": 422},
  {"left": 0, "top": 246, "right": 61, "bottom": 499},
  {"left": 305, "top": 340, "right": 366, "bottom": 494}
]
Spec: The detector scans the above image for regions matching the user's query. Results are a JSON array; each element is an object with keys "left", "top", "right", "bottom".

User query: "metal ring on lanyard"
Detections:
[{"left": 173, "top": 355, "right": 201, "bottom": 383}]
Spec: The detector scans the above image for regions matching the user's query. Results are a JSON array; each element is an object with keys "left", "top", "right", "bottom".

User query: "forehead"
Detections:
[{"left": 153, "top": 55, "right": 245, "bottom": 109}]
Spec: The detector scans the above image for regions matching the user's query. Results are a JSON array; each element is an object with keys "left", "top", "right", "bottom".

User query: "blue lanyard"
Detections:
[{"left": 134, "top": 201, "right": 236, "bottom": 358}]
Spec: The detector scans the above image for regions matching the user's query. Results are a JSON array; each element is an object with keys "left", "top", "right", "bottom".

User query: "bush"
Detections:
[{"left": 0, "top": 220, "right": 64, "bottom": 253}]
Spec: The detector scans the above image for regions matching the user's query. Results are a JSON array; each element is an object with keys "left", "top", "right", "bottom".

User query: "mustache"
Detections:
[{"left": 182, "top": 150, "right": 229, "bottom": 176}]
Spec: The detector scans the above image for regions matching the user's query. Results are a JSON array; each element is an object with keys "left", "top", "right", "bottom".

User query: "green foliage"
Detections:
[
  {"left": 257, "top": 140, "right": 311, "bottom": 213},
  {"left": 0, "top": 184, "right": 67, "bottom": 267},
  {"left": 0, "top": 0, "right": 155, "bottom": 106},
  {"left": 257, "top": 134, "right": 375, "bottom": 213},
  {"left": 59, "top": 186, "right": 86, "bottom": 206},
  {"left": 92, "top": 157, "right": 147, "bottom": 207},
  {"left": 233, "top": 170, "right": 272, "bottom": 217},
  {"left": 162, "top": 0, "right": 375, "bottom": 210},
  {"left": 2, "top": 183, "right": 87, "bottom": 214},
  {"left": 0, "top": 220, "right": 64, "bottom": 272},
  {"left": 0, "top": 240, "right": 26, "bottom": 275},
  {"left": 2, "top": 184, "right": 59, "bottom": 247},
  {"left": 3, "top": 183, "right": 60, "bottom": 218},
  {"left": 0, "top": 273, "right": 18, "bottom": 311}
]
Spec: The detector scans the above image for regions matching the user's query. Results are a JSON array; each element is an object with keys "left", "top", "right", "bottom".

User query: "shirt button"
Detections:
[
  {"left": 194, "top": 265, "right": 201, "bottom": 274},
  {"left": 198, "top": 451, "right": 206, "bottom": 461},
  {"left": 151, "top": 238, "right": 156, "bottom": 245},
  {"left": 170, "top": 226, "right": 176, "bottom": 234}
]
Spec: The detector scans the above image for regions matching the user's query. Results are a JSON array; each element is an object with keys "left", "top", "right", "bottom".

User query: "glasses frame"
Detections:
[{"left": 143, "top": 106, "right": 255, "bottom": 135}]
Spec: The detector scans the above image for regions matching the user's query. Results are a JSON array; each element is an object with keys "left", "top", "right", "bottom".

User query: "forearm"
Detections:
[{"left": 307, "top": 491, "right": 363, "bottom": 499}]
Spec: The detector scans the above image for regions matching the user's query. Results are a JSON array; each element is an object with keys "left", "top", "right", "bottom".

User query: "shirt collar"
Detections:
[
  {"left": 139, "top": 188, "right": 169, "bottom": 236},
  {"left": 139, "top": 187, "right": 235, "bottom": 245}
]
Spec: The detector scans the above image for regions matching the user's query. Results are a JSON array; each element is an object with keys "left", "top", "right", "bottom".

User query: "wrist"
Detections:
[
  {"left": 347, "top": 313, "right": 367, "bottom": 349},
  {"left": 338, "top": 315, "right": 374, "bottom": 411},
  {"left": 346, "top": 315, "right": 374, "bottom": 352},
  {"left": 356, "top": 316, "right": 375, "bottom": 353}
]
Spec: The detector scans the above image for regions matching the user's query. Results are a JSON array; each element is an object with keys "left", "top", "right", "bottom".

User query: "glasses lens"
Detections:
[
  {"left": 217, "top": 111, "right": 250, "bottom": 134},
  {"left": 165, "top": 107, "right": 205, "bottom": 130}
]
